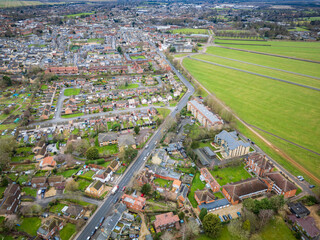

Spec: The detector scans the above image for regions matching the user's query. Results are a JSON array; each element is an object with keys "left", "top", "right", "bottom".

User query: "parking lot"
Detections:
[{"left": 212, "top": 202, "right": 243, "bottom": 221}]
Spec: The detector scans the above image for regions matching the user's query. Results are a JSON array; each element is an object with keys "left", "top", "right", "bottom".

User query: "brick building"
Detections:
[
  {"left": 154, "top": 212, "right": 180, "bottom": 233},
  {"left": 200, "top": 168, "right": 220, "bottom": 193}
]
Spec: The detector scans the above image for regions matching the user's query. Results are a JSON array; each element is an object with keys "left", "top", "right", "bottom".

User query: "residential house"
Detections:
[
  {"left": 97, "top": 203, "right": 127, "bottom": 240},
  {"left": 152, "top": 149, "right": 169, "bottom": 165},
  {"left": 194, "top": 189, "right": 216, "bottom": 206},
  {"left": 121, "top": 194, "right": 146, "bottom": 211},
  {"left": 37, "top": 218, "right": 65, "bottom": 239},
  {"left": 200, "top": 168, "right": 220, "bottom": 193},
  {"left": 31, "top": 177, "right": 47, "bottom": 189},
  {"left": 108, "top": 160, "right": 120, "bottom": 172},
  {"left": 118, "top": 134, "right": 136, "bottom": 151},
  {"left": 261, "top": 172, "right": 297, "bottom": 198},
  {"left": 63, "top": 205, "right": 84, "bottom": 220},
  {"left": 172, "top": 180, "right": 181, "bottom": 191},
  {"left": 136, "top": 129, "right": 151, "bottom": 146},
  {"left": 151, "top": 165, "right": 181, "bottom": 181},
  {"left": 0, "top": 184, "right": 21, "bottom": 215},
  {"left": 246, "top": 153, "right": 274, "bottom": 177},
  {"left": 93, "top": 168, "right": 113, "bottom": 183},
  {"left": 177, "top": 184, "right": 189, "bottom": 207},
  {"left": 48, "top": 176, "right": 65, "bottom": 190},
  {"left": 85, "top": 180, "right": 105, "bottom": 198},
  {"left": 214, "top": 130, "right": 250, "bottom": 158},
  {"left": 222, "top": 178, "right": 268, "bottom": 205},
  {"left": 35, "top": 145, "right": 47, "bottom": 161},
  {"left": 288, "top": 215, "right": 320, "bottom": 240},
  {"left": 154, "top": 212, "right": 180, "bottom": 233},
  {"left": 98, "top": 132, "right": 118, "bottom": 146},
  {"left": 40, "top": 156, "right": 56, "bottom": 169}
]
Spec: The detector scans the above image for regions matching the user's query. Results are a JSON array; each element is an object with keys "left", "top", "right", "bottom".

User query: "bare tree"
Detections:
[
  {"left": 161, "top": 231, "right": 175, "bottom": 240},
  {"left": 65, "top": 179, "right": 79, "bottom": 192},
  {"left": 258, "top": 209, "right": 274, "bottom": 229}
]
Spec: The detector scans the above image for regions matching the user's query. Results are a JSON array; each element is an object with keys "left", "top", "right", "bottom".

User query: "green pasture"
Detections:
[
  {"left": 213, "top": 39, "right": 320, "bottom": 61},
  {"left": 192, "top": 54, "right": 320, "bottom": 89},
  {"left": 206, "top": 47, "right": 320, "bottom": 78},
  {"left": 183, "top": 57, "right": 320, "bottom": 179}
]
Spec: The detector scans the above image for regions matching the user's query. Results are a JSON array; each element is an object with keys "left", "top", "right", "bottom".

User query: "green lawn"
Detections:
[
  {"left": 197, "top": 141, "right": 217, "bottom": 151},
  {"left": 213, "top": 40, "right": 320, "bottom": 62},
  {"left": 97, "top": 144, "right": 119, "bottom": 155},
  {"left": 49, "top": 203, "right": 68, "bottom": 213},
  {"left": 193, "top": 53, "right": 320, "bottom": 89},
  {"left": 118, "top": 83, "right": 139, "bottom": 89},
  {"left": 0, "top": 186, "right": 6, "bottom": 197},
  {"left": 188, "top": 172, "right": 206, "bottom": 208},
  {"left": 41, "top": 85, "right": 48, "bottom": 90},
  {"left": 154, "top": 178, "right": 172, "bottom": 188},
  {"left": 174, "top": 54, "right": 189, "bottom": 58},
  {"left": 64, "top": 88, "right": 80, "bottom": 96},
  {"left": 57, "top": 169, "right": 78, "bottom": 178},
  {"left": 131, "top": 55, "right": 146, "bottom": 60},
  {"left": 171, "top": 28, "right": 208, "bottom": 35},
  {"left": 87, "top": 38, "right": 104, "bottom": 44},
  {"left": 82, "top": 170, "right": 95, "bottom": 178},
  {"left": 157, "top": 108, "right": 171, "bottom": 118},
  {"left": 0, "top": 0, "right": 42, "bottom": 8},
  {"left": 61, "top": 112, "right": 84, "bottom": 118},
  {"left": 77, "top": 179, "right": 92, "bottom": 191},
  {"left": 17, "top": 217, "right": 41, "bottom": 236},
  {"left": 65, "top": 12, "right": 94, "bottom": 18},
  {"left": 214, "top": 192, "right": 225, "bottom": 199},
  {"left": 210, "top": 164, "right": 251, "bottom": 186},
  {"left": 288, "top": 27, "right": 309, "bottom": 32},
  {"left": 22, "top": 187, "right": 37, "bottom": 197},
  {"left": 183, "top": 57, "right": 320, "bottom": 180},
  {"left": 60, "top": 223, "right": 77, "bottom": 240},
  {"left": 260, "top": 216, "right": 296, "bottom": 240}
]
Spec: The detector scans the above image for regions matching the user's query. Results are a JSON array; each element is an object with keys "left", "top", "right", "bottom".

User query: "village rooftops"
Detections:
[
  {"left": 265, "top": 172, "right": 297, "bottom": 192},
  {"left": 198, "top": 198, "right": 230, "bottom": 212}
]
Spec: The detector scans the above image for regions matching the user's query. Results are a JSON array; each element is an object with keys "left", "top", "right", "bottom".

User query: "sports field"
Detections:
[
  {"left": 214, "top": 39, "right": 320, "bottom": 61},
  {"left": 183, "top": 54, "right": 320, "bottom": 180},
  {"left": 170, "top": 28, "right": 208, "bottom": 35},
  {"left": 64, "top": 88, "right": 80, "bottom": 96}
]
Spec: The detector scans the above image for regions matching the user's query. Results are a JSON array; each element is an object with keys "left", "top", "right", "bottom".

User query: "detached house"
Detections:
[
  {"left": 98, "top": 132, "right": 118, "bottom": 146},
  {"left": 93, "top": 168, "right": 113, "bottom": 183},
  {"left": 37, "top": 218, "right": 65, "bottom": 239},
  {"left": 154, "top": 212, "right": 180, "bottom": 233},
  {"left": 85, "top": 180, "right": 105, "bottom": 198},
  {"left": 121, "top": 194, "right": 146, "bottom": 211},
  {"left": 31, "top": 177, "right": 47, "bottom": 189},
  {"left": 0, "top": 183, "right": 21, "bottom": 215}
]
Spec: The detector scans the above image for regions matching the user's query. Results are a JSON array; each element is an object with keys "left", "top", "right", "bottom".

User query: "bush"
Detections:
[{"left": 86, "top": 147, "right": 99, "bottom": 160}]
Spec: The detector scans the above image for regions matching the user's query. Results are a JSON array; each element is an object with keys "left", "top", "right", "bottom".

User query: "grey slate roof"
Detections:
[
  {"left": 190, "top": 100, "right": 222, "bottom": 124},
  {"left": 215, "top": 130, "right": 250, "bottom": 150},
  {"left": 198, "top": 198, "right": 230, "bottom": 211}
]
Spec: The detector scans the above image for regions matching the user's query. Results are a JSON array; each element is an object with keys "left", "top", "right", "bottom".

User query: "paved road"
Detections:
[
  {"left": 205, "top": 53, "right": 320, "bottom": 80},
  {"left": 188, "top": 56, "right": 320, "bottom": 92},
  {"left": 76, "top": 44, "right": 195, "bottom": 240}
]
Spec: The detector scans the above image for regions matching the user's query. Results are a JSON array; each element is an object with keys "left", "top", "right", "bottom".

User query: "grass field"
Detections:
[
  {"left": 64, "top": 88, "right": 80, "bottom": 96},
  {"left": 65, "top": 12, "right": 94, "bottom": 18},
  {"left": 131, "top": 55, "right": 146, "bottom": 60},
  {"left": 288, "top": 27, "right": 309, "bottom": 32},
  {"left": 210, "top": 164, "right": 251, "bottom": 186},
  {"left": 192, "top": 54, "right": 320, "bottom": 89},
  {"left": 77, "top": 179, "right": 92, "bottom": 191},
  {"left": 0, "top": 0, "right": 42, "bottom": 8},
  {"left": 213, "top": 40, "right": 320, "bottom": 61},
  {"left": 157, "top": 108, "right": 171, "bottom": 119},
  {"left": 41, "top": 85, "right": 48, "bottom": 90},
  {"left": 170, "top": 28, "right": 208, "bottom": 35},
  {"left": 60, "top": 223, "right": 76, "bottom": 240},
  {"left": 196, "top": 216, "right": 295, "bottom": 240},
  {"left": 188, "top": 172, "right": 206, "bottom": 208},
  {"left": 206, "top": 47, "right": 320, "bottom": 78},
  {"left": 118, "top": 83, "right": 139, "bottom": 89},
  {"left": 61, "top": 113, "right": 84, "bottom": 118},
  {"left": 87, "top": 38, "right": 104, "bottom": 44},
  {"left": 17, "top": 217, "right": 41, "bottom": 236},
  {"left": 154, "top": 178, "right": 172, "bottom": 188},
  {"left": 22, "top": 187, "right": 37, "bottom": 197},
  {"left": 57, "top": 169, "right": 78, "bottom": 178},
  {"left": 97, "top": 144, "right": 119, "bottom": 155},
  {"left": 183, "top": 56, "right": 320, "bottom": 180}
]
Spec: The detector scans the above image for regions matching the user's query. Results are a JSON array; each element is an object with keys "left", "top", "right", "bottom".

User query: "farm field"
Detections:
[
  {"left": 192, "top": 54, "right": 320, "bottom": 89},
  {"left": 170, "top": 28, "right": 208, "bottom": 35},
  {"left": 182, "top": 57, "right": 320, "bottom": 179},
  {"left": 206, "top": 47, "right": 320, "bottom": 78},
  {"left": 214, "top": 39, "right": 320, "bottom": 61}
]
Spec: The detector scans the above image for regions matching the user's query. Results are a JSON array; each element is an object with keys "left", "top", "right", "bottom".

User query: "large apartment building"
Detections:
[{"left": 187, "top": 100, "right": 223, "bottom": 129}]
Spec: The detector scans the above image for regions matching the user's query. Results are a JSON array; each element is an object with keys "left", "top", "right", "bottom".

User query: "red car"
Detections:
[
  {"left": 122, "top": 187, "right": 126, "bottom": 191},
  {"left": 141, "top": 193, "right": 144, "bottom": 197}
]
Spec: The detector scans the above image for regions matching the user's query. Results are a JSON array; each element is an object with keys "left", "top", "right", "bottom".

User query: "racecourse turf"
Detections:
[{"left": 183, "top": 57, "right": 320, "bottom": 179}]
